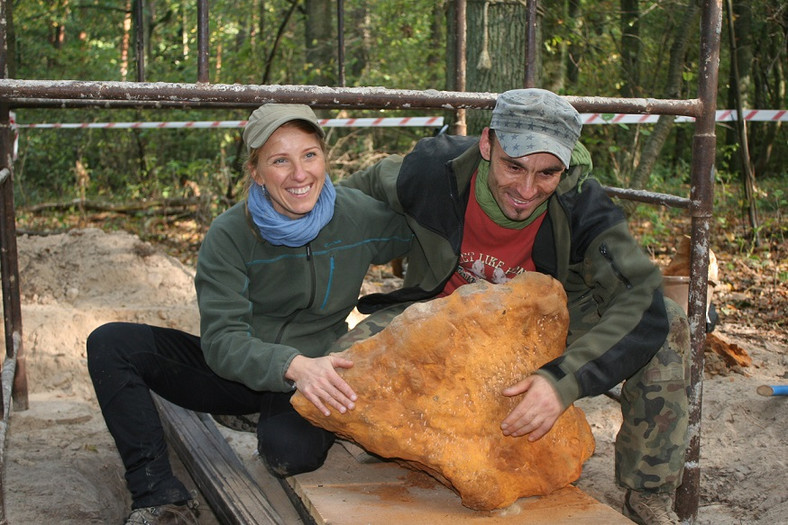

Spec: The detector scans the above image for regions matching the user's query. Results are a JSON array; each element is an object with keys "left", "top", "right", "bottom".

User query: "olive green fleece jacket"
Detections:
[
  {"left": 341, "top": 134, "right": 669, "bottom": 409},
  {"left": 195, "top": 186, "right": 413, "bottom": 392}
]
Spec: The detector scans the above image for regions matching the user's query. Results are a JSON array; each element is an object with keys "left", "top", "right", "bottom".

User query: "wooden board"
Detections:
[
  {"left": 287, "top": 442, "right": 632, "bottom": 524},
  {"left": 154, "top": 397, "right": 630, "bottom": 524},
  {"left": 153, "top": 395, "right": 298, "bottom": 525}
]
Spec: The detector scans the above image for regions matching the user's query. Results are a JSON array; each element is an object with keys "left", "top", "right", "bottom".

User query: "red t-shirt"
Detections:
[{"left": 440, "top": 173, "right": 545, "bottom": 297}]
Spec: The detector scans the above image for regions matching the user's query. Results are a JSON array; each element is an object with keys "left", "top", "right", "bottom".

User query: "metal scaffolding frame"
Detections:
[{"left": 0, "top": 0, "right": 720, "bottom": 522}]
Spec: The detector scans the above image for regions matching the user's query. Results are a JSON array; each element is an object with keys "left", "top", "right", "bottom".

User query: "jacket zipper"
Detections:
[
  {"left": 274, "top": 243, "right": 317, "bottom": 343},
  {"left": 599, "top": 243, "right": 633, "bottom": 289},
  {"left": 305, "top": 243, "right": 317, "bottom": 308}
]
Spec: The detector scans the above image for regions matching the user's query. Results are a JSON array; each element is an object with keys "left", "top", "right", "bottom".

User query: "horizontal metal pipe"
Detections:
[
  {"left": 603, "top": 186, "right": 692, "bottom": 208},
  {"left": 0, "top": 80, "right": 702, "bottom": 116}
]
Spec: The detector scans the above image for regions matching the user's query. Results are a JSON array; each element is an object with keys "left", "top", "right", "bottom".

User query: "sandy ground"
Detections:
[{"left": 1, "top": 228, "right": 786, "bottom": 524}]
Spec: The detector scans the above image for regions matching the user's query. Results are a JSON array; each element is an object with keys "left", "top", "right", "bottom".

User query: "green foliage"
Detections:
[{"left": 7, "top": 0, "right": 787, "bottom": 227}]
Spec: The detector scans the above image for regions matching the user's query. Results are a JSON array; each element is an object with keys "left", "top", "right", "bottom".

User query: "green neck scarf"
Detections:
[{"left": 474, "top": 161, "right": 548, "bottom": 229}]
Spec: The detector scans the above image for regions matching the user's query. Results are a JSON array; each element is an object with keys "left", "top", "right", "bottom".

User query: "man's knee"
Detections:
[{"left": 331, "top": 303, "right": 410, "bottom": 352}]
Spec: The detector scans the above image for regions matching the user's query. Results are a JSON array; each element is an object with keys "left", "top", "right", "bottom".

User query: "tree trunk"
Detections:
[
  {"left": 620, "top": 0, "right": 640, "bottom": 98},
  {"left": 465, "top": 0, "right": 532, "bottom": 134},
  {"left": 616, "top": 0, "right": 641, "bottom": 186},
  {"left": 346, "top": 3, "right": 370, "bottom": 81},
  {"left": 427, "top": 2, "right": 446, "bottom": 89},
  {"left": 751, "top": 0, "right": 784, "bottom": 174},
  {"left": 182, "top": 0, "right": 190, "bottom": 60},
  {"left": 120, "top": 0, "right": 133, "bottom": 80},
  {"left": 725, "top": 0, "right": 753, "bottom": 151},
  {"left": 628, "top": 0, "right": 699, "bottom": 193},
  {"left": 2, "top": 0, "right": 15, "bottom": 78},
  {"left": 304, "top": 0, "right": 335, "bottom": 85},
  {"left": 565, "top": 0, "right": 580, "bottom": 87},
  {"left": 49, "top": 0, "right": 70, "bottom": 75},
  {"left": 215, "top": 18, "right": 223, "bottom": 81},
  {"left": 725, "top": 0, "right": 760, "bottom": 245},
  {"left": 262, "top": 0, "right": 300, "bottom": 85}
]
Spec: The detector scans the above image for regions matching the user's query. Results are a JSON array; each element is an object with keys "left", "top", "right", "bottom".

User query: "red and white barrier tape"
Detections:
[
  {"left": 583, "top": 109, "right": 787, "bottom": 124},
  {"left": 16, "top": 116, "right": 445, "bottom": 130},
  {"left": 8, "top": 110, "right": 786, "bottom": 130}
]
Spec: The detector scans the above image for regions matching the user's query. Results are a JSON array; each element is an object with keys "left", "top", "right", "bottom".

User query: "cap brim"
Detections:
[{"left": 495, "top": 130, "right": 572, "bottom": 168}]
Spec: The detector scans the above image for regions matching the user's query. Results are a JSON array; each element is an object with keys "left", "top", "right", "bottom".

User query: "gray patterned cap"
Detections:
[
  {"left": 243, "top": 103, "right": 324, "bottom": 154},
  {"left": 490, "top": 88, "right": 582, "bottom": 168}
]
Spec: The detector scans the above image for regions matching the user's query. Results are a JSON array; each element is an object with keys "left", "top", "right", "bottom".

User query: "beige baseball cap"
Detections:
[{"left": 242, "top": 104, "right": 325, "bottom": 153}]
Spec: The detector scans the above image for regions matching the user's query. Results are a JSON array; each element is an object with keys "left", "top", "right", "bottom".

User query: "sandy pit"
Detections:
[{"left": 1, "top": 228, "right": 786, "bottom": 523}]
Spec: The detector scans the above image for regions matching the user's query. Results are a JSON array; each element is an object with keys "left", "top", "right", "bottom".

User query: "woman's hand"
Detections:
[
  {"left": 500, "top": 375, "right": 564, "bottom": 441},
  {"left": 285, "top": 354, "right": 357, "bottom": 416}
]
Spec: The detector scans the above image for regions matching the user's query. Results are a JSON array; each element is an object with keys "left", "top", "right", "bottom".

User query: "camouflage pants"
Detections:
[
  {"left": 333, "top": 298, "right": 690, "bottom": 494},
  {"left": 615, "top": 297, "right": 691, "bottom": 493}
]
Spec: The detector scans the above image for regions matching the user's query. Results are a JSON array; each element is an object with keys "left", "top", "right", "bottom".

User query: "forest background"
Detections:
[
  {"left": 1, "top": 2, "right": 787, "bottom": 523},
  {"left": 0, "top": 0, "right": 785, "bottom": 370},
  {"left": 5, "top": 0, "right": 786, "bottom": 261}
]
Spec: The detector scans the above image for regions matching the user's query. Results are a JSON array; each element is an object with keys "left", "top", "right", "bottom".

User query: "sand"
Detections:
[{"left": 1, "top": 228, "right": 786, "bottom": 523}]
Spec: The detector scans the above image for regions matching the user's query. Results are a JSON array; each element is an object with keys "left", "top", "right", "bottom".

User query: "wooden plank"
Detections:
[
  {"left": 153, "top": 394, "right": 285, "bottom": 525},
  {"left": 287, "top": 443, "right": 633, "bottom": 524}
]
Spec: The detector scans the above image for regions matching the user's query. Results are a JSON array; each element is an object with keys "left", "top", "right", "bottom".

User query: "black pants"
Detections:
[{"left": 86, "top": 322, "right": 335, "bottom": 509}]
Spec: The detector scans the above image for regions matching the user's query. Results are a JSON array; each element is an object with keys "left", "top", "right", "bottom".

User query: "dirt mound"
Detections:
[{"left": 0, "top": 228, "right": 786, "bottom": 524}]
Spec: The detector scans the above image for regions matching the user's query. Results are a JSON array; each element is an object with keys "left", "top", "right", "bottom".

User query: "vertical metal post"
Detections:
[
  {"left": 524, "top": 0, "right": 538, "bottom": 88},
  {"left": 337, "top": 0, "right": 346, "bottom": 87},
  {"left": 135, "top": 0, "right": 146, "bottom": 82},
  {"left": 0, "top": 0, "right": 27, "bottom": 416},
  {"left": 0, "top": 0, "right": 7, "bottom": 81},
  {"left": 0, "top": 106, "right": 26, "bottom": 414},
  {"left": 675, "top": 0, "right": 722, "bottom": 522},
  {"left": 197, "top": 0, "right": 209, "bottom": 83},
  {"left": 0, "top": 0, "right": 6, "bottom": 427},
  {"left": 453, "top": 0, "right": 467, "bottom": 136}
]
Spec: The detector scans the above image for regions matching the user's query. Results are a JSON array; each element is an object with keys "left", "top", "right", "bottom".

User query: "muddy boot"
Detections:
[
  {"left": 124, "top": 499, "right": 200, "bottom": 525},
  {"left": 623, "top": 489, "right": 679, "bottom": 525}
]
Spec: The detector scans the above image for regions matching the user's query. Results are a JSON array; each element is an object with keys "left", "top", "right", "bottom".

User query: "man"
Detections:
[{"left": 340, "top": 88, "right": 690, "bottom": 525}]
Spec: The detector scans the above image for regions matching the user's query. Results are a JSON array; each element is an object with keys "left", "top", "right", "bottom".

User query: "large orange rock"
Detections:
[{"left": 291, "top": 272, "right": 595, "bottom": 510}]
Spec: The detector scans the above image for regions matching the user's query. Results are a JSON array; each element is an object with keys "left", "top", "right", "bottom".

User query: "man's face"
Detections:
[{"left": 479, "top": 128, "right": 565, "bottom": 221}]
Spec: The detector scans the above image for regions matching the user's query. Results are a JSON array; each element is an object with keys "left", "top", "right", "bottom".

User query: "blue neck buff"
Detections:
[{"left": 247, "top": 173, "right": 336, "bottom": 247}]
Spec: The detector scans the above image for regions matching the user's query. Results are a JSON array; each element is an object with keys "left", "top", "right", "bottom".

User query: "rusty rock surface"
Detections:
[{"left": 292, "top": 272, "right": 595, "bottom": 510}]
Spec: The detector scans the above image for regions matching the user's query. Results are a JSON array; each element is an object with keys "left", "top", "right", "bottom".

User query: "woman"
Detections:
[{"left": 87, "top": 104, "right": 413, "bottom": 524}]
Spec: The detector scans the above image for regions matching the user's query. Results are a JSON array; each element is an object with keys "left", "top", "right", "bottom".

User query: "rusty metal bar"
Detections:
[
  {"left": 0, "top": 0, "right": 7, "bottom": 436},
  {"left": 604, "top": 187, "right": 691, "bottom": 209},
  {"left": 0, "top": 0, "right": 7, "bottom": 79},
  {"left": 524, "top": 0, "right": 538, "bottom": 87},
  {"left": 337, "top": 0, "right": 346, "bottom": 87},
  {"left": 196, "top": 0, "right": 209, "bottom": 83},
  {"left": 0, "top": 0, "right": 27, "bottom": 421},
  {"left": 135, "top": 0, "right": 145, "bottom": 82},
  {"left": 0, "top": 102, "right": 27, "bottom": 413},
  {"left": 453, "top": 0, "right": 468, "bottom": 135},
  {"left": 675, "top": 0, "right": 722, "bottom": 522},
  {"left": 0, "top": 80, "right": 703, "bottom": 116}
]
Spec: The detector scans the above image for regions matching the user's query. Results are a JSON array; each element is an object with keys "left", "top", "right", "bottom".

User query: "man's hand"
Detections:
[
  {"left": 500, "top": 375, "right": 564, "bottom": 441},
  {"left": 285, "top": 354, "right": 356, "bottom": 417}
]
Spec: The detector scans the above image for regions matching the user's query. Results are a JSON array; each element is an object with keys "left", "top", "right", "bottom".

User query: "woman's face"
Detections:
[{"left": 250, "top": 123, "right": 327, "bottom": 219}]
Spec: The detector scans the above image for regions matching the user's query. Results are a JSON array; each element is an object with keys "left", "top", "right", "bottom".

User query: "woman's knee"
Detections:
[
  {"left": 86, "top": 322, "right": 150, "bottom": 374},
  {"left": 257, "top": 416, "right": 335, "bottom": 477}
]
